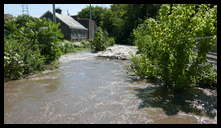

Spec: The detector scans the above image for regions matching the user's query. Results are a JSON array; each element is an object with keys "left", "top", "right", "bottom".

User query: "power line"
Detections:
[{"left": 21, "top": 4, "right": 29, "bottom": 15}]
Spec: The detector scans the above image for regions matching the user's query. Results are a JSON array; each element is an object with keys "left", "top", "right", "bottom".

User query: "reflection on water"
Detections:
[{"left": 4, "top": 51, "right": 217, "bottom": 124}]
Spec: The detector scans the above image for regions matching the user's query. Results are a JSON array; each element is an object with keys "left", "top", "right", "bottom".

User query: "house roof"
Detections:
[
  {"left": 41, "top": 11, "right": 87, "bottom": 30},
  {"left": 4, "top": 14, "right": 13, "bottom": 20}
]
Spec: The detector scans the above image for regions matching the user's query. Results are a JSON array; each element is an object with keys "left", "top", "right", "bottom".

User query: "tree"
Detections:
[
  {"left": 77, "top": 5, "right": 109, "bottom": 27},
  {"left": 130, "top": 4, "right": 217, "bottom": 90},
  {"left": 77, "top": 4, "right": 161, "bottom": 45},
  {"left": 121, "top": 4, "right": 161, "bottom": 45},
  {"left": 104, "top": 4, "right": 127, "bottom": 43},
  {"left": 90, "top": 27, "right": 115, "bottom": 51}
]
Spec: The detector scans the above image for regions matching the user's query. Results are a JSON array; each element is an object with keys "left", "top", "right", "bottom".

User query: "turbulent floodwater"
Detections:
[{"left": 4, "top": 51, "right": 217, "bottom": 124}]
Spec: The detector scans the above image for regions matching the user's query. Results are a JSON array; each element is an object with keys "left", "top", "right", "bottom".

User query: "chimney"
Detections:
[{"left": 55, "top": 8, "right": 62, "bottom": 14}]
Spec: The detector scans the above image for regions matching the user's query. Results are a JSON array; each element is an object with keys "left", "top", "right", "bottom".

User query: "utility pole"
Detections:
[
  {"left": 52, "top": 4, "right": 56, "bottom": 23},
  {"left": 67, "top": 10, "right": 70, "bottom": 16},
  {"left": 90, "top": 4, "right": 92, "bottom": 20},
  {"left": 89, "top": 4, "right": 92, "bottom": 39}
]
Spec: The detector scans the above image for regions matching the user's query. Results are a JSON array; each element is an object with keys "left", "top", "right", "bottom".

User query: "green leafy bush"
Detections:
[
  {"left": 80, "top": 40, "right": 91, "bottom": 48},
  {"left": 130, "top": 4, "right": 217, "bottom": 90},
  {"left": 90, "top": 27, "right": 115, "bottom": 51},
  {"left": 128, "top": 55, "right": 158, "bottom": 79},
  {"left": 58, "top": 40, "right": 90, "bottom": 54},
  {"left": 23, "top": 49, "right": 45, "bottom": 74},
  {"left": 22, "top": 17, "right": 63, "bottom": 64},
  {"left": 4, "top": 15, "right": 64, "bottom": 79},
  {"left": 107, "top": 37, "right": 115, "bottom": 46},
  {"left": 4, "top": 39, "right": 25, "bottom": 79},
  {"left": 59, "top": 40, "right": 77, "bottom": 53},
  {"left": 197, "top": 64, "right": 217, "bottom": 88}
]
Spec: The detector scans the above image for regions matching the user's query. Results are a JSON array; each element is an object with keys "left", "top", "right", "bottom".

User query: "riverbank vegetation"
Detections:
[
  {"left": 4, "top": 4, "right": 217, "bottom": 90},
  {"left": 4, "top": 15, "right": 88, "bottom": 80},
  {"left": 78, "top": 4, "right": 161, "bottom": 45},
  {"left": 128, "top": 4, "right": 217, "bottom": 90},
  {"left": 81, "top": 4, "right": 216, "bottom": 90},
  {"left": 90, "top": 27, "right": 115, "bottom": 51}
]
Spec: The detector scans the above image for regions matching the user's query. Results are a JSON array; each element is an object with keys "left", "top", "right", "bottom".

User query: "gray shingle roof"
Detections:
[
  {"left": 55, "top": 12, "right": 87, "bottom": 30},
  {"left": 41, "top": 11, "right": 87, "bottom": 30}
]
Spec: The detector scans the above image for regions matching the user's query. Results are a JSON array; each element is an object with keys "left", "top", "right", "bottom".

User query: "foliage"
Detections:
[
  {"left": 128, "top": 55, "right": 158, "bottom": 79},
  {"left": 4, "top": 15, "right": 64, "bottom": 80},
  {"left": 77, "top": 4, "right": 161, "bottom": 44},
  {"left": 120, "top": 4, "right": 161, "bottom": 44},
  {"left": 197, "top": 64, "right": 217, "bottom": 88},
  {"left": 130, "top": 4, "right": 217, "bottom": 90},
  {"left": 59, "top": 40, "right": 77, "bottom": 53},
  {"left": 59, "top": 40, "right": 89, "bottom": 54},
  {"left": 90, "top": 27, "right": 115, "bottom": 51},
  {"left": 4, "top": 39, "right": 25, "bottom": 79},
  {"left": 32, "top": 19, "right": 63, "bottom": 63},
  {"left": 77, "top": 6, "right": 109, "bottom": 27},
  {"left": 101, "top": 4, "right": 127, "bottom": 43},
  {"left": 80, "top": 40, "right": 91, "bottom": 48}
]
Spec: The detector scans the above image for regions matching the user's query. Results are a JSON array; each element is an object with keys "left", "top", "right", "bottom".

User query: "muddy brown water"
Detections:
[{"left": 4, "top": 51, "right": 217, "bottom": 124}]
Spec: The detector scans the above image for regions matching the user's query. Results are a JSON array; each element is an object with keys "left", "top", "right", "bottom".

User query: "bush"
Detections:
[
  {"left": 59, "top": 40, "right": 77, "bottom": 53},
  {"left": 90, "top": 27, "right": 115, "bottom": 51},
  {"left": 130, "top": 4, "right": 217, "bottom": 90},
  {"left": 4, "top": 39, "right": 25, "bottom": 79},
  {"left": 197, "top": 64, "right": 217, "bottom": 88},
  {"left": 4, "top": 15, "right": 64, "bottom": 79},
  {"left": 58, "top": 40, "right": 90, "bottom": 54},
  {"left": 23, "top": 49, "right": 45, "bottom": 74},
  {"left": 107, "top": 37, "right": 115, "bottom": 46},
  {"left": 25, "top": 17, "right": 63, "bottom": 64},
  {"left": 80, "top": 40, "right": 90, "bottom": 48},
  {"left": 128, "top": 55, "right": 158, "bottom": 79}
]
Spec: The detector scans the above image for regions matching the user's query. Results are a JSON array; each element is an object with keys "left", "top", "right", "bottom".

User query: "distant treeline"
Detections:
[{"left": 77, "top": 4, "right": 161, "bottom": 45}]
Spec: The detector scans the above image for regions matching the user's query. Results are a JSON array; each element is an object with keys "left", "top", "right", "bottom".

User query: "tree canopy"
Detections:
[{"left": 77, "top": 4, "right": 161, "bottom": 45}]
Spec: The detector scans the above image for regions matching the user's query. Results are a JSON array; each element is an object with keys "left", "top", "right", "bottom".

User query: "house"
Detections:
[
  {"left": 4, "top": 14, "right": 13, "bottom": 20},
  {"left": 71, "top": 16, "right": 97, "bottom": 40},
  {"left": 41, "top": 9, "right": 88, "bottom": 41}
]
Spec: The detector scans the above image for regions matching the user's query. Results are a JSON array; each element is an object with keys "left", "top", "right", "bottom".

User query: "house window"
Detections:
[{"left": 47, "top": 18, "right": 52, "bottom": 21}]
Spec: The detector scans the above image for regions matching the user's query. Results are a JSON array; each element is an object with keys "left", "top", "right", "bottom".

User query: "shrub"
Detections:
[
  {"left": 59, "top": 40, "right": 77, "bottom": 53},
  {"left": 4, "top": 15, "right": 64, "bottom": 79},
  {"left": 197, "top": 64, "right": 217, "bottom": 88},
  {"left": 24, "top": 17, "right": 63, "bottom": 64},
  {"left": 107, "top": 37, "right": 115, "bottom": 46},
  {"left": 90, "top": 27, "right": 115, "bottom": 51},
  {"left": 58, "top": 40, "right": 90, "bottom": 54},
  {"left": 80, "top": 40, "right": 90, "bottom": 48},
  {"left": 128, "top": 55, "right": 158, "bottom": 79},
  {"left": 4, "top": 39, "right": 25, "bottom": 79},
  {"left": 23, "top": 49, "right": 45, "bottom": 74},
  {"left": 130, "top": 4, "right": 217, "bottom": 90}
]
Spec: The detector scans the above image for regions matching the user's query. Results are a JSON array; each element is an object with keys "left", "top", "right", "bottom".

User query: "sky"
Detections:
[{"left": 4, "top": 4, "right": 111, "bottom": 18}]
